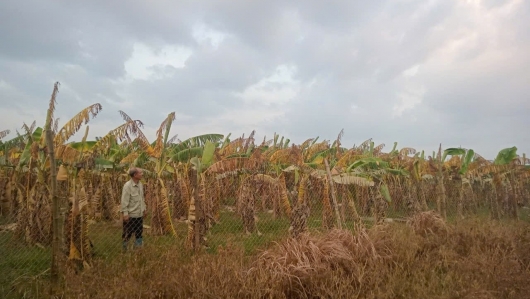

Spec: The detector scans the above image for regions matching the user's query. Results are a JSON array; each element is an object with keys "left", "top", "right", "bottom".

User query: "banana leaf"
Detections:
[{"left": 494, "top": 146, "right": 518, "bottom": 165}]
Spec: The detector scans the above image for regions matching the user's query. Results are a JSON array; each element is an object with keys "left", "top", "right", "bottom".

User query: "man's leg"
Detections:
[
  {"left": 133, "top": 217, "right": 143, "bottom": 248},
  {"left": 122, "top": 219, "right": 134, "bottom": 251}
]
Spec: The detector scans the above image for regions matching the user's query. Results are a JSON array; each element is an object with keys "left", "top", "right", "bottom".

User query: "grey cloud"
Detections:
[
  {"left": 293, "top": 1, "right": 381, "bottom": 31},
  {"left": 481, "top": 0, "right": 512, "bottom": 9},
  {"left": 513, "top": 1, "right": 530, "bottom": 42},
  {"left": 112, "top": 35, "right": 284, "bottom": 128},
  {"left": 0, "top": 0, "right": 529, "bottom": 159},
  {"left": 0, "top": 0, "right": 196, "bottom": 79},
  {"left": 0, "top": 0, "right": 81, "bottom": 62},
  {"left": 287, "top": 0, "right": 456, "bottom": 85},
  {"left": 199, "top": 0, "right": 294, "bottom": 54}
]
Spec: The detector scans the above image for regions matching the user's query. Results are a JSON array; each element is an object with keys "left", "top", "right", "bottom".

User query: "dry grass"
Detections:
[
  {"left": 406, "top": 210, "right": 450, "bottom": 238},
  {"left": 50, "top": 217, "right": 530, "bottom": 299}
]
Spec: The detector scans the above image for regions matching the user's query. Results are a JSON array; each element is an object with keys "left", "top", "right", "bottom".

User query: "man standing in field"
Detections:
[{"left": 121, "top": 167, "right": 147, "bottom": 251}]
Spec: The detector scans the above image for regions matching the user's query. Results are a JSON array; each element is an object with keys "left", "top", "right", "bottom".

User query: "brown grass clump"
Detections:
[
  {"left": 54, "top": 219, "right": 530, "bottom": 299},
  {"left": 406, "top": 210, "right": 450, "bottom": 237},
  {"left": 248, "top": 227, "right": 381, "bottom": 297}
]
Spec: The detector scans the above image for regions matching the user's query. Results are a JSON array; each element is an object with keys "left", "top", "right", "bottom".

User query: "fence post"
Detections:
[
  {"left": 189, "top": 168, "right": 202, "bottom": 251},
  {"left": 324, "top": 158, "right": 342, "bottom": 230},
  {"left": 44, "top": 82, "right": 64, "bottom": 296},
  {"left": 46, "top": 126, "right": 61, "bottom": 296}
]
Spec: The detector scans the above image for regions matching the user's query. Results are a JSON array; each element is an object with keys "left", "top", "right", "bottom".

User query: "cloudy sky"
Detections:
[{"left": 0, "top": 0, "right": 529, "bottom": 159}]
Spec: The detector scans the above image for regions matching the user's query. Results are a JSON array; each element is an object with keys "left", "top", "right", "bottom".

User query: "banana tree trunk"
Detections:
[
  {"left": 237, "top": 177, "right": 256, "bottom": 234},
  {"left": 174, "top": 177, "right": 189, "bottom": 220},
  {"left": 346, "top": 185, "right": 361, "bottom": 223},
  {"left": 321, "top": 177, "right": 335, "bottom": 230},
  {"left": 506, "top": 176, "right": 518, "bottom": 220},
  {"left": 278, "top": 173, "right": 292, "bottom": 218},
  {"left": 489, "top": 182, "right": 500, "bottom": 220},
  {"left": 407, "top": 180, "right": 421, "bottom": 214},
  {"left": 454, "top": 173, "right": 464, "bottom": 221},
  {"left": 186, "top": 169, "right": 208, "bottom": 251},
  {"left": 370, "top": 183, "right": 386, "bottom": 225},
  {"left": 151, "top": 178, "right": 177, "bottom": 236},
  {"left": 417, "top": 181, "right": 429, "bottom": 211},
  {"left": 436, "top": 175, "right": 447, "bottom": 220},
  {"left": 324, "top": 158, "right": 342, "bottom": 229}
]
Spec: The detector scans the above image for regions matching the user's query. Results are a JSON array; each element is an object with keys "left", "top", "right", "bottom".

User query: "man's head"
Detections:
[{"left": 129, "top": 167, "right": 143, "bottom": 182}]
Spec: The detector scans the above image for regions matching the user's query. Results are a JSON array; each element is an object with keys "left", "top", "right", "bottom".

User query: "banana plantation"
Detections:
[{"left": 1, "top": 83, "right": 530, "bottom": 288}]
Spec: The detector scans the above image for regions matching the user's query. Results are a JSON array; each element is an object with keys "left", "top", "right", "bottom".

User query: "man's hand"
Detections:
[
  {"left": 123, "top": 214, "right": 129, "bottom": 222},
  {"left": 143, "top": 210, "right": 147, "bottom": 218}
]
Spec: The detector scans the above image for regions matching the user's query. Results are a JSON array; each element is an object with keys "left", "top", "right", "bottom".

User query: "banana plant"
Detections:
[
  {"left": 186, "top": 140, "right": 218, "bottom": 251},
  {"left": 57, "top": 126, "right": 94, "bottom": 270},
  {"left": 467, "top": 146, "right": 521, "bottom": 220},
  {"left": 1, "top": 133, "right": 27, "bottom": 167},
  {"left": 442, "top": 147, "right": 476, "bottom": 220},
  {"left": 165, "top": 133, "right": 225, "bottom": 219},
  {"left": 0, "top": 130, "right": 15, "bottom": 218},
  {"left": 0, "top": 130, "right": 13, "bottom": 166},
  {"left": 345, "top": 156, "right": 408, "bottom": 224},
  {"left": 169, "top": 133, "right": 224, "bottom": 163},
  {"left": 493, "top": 146, "right": 520, "bottom": 219},
  {"left": 396, "top": 149, "right": 430, "bottom": 213},
  {"left": 147, "top": 112, "right": 177, "bottom": 236}
]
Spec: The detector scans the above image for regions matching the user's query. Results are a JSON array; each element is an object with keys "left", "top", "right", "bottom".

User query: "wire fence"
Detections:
[{"left": 1, "top": 167, "right": 529, "bottom": 298}]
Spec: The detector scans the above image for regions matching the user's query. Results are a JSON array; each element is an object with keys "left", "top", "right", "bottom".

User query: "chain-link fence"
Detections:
[
  {"left": 1, "top": 165, "right": 529, "bottom": 298},
  {"left": 1, "top": 168, "right": 53, "bottom": 298}
]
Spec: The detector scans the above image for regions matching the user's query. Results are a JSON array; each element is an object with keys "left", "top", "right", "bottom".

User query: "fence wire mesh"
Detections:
[{"left": 1, "top": 161, "right": 530, "bottom": 298}]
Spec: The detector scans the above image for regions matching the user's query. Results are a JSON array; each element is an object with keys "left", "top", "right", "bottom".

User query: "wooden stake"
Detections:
[
  {"left": 47, "top": 123, "right": 60, "bottom": 295},
  {"left": 45, "top": 82, "right": 63, "bottom": 296},
  {"left": 324, "top": 158, "right": 342, "bottom": 229}
]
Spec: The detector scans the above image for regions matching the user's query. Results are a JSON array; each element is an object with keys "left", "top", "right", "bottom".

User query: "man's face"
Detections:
[{"left": 134, "top": 170, "right": 143, "bottom": 180}]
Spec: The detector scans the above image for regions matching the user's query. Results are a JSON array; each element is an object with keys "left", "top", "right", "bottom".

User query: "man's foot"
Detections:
[{"left": 133, "top": 237, "right": 143, "bottom": 249}]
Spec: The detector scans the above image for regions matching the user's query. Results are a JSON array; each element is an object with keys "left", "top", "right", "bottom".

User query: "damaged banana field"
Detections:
[{"left": 1, "top": 83, "right": 530, "bottom": 298}]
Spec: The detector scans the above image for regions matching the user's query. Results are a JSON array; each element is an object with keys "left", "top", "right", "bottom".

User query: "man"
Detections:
[{"left": 120, "top": 167, "right": 147, "bottom": 251}]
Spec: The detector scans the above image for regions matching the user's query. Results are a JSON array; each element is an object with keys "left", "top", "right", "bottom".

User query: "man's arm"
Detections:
[
  {"left": 120, "top": 184, "right": 130, "bottom": 219},
  {"left": 141, "top": 184, "right": 147, "bottom": 216}
]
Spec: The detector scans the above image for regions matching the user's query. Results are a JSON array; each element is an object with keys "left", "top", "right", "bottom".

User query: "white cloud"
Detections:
[
  {"left": 402, "top": 65, "right": 420, "bottom": 77},
  {"left": 392, "top": 85, "right": 427, "bottom": 118},
  {"left": 124, "top": 42, "right": 192, "bottom": 81},
  {"left": 192, "top": 23, "right": 228, "bottom": 49},
  {"left": 236, "top": 64, "right": 300, "bottom": 105}
]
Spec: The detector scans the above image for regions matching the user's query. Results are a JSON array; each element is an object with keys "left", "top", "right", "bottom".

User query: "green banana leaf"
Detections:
[
  {"left": 380, "top": 184, "right": 392, "bottom": 203},
  {"left": 201, "top": 141, "right": 216, "bottom": 168},
  {"left": 69, "top": 141, "right": 97, "bottom": 151},
  {"left": 442, "top": 148, "right": 466, "bottom": 163},
  {"left": 494, "top": 146, "right": 518, "bottom": 165},
  {"left": 172, "top": 147, "right": 204, "bottom": 162}
]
